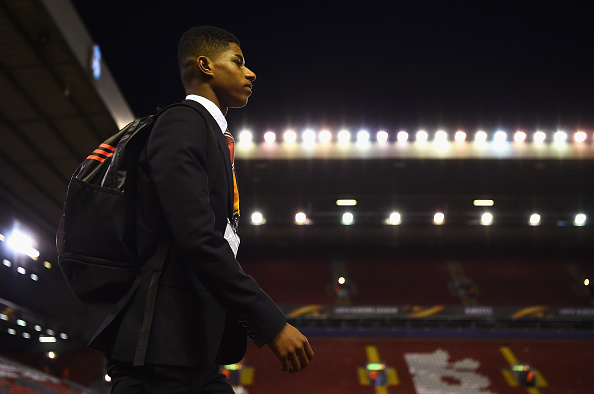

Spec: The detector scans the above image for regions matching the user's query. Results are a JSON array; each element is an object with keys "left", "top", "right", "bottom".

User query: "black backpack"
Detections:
[{"left": 56, "top": 102, "right": 219, "bottom": 365}]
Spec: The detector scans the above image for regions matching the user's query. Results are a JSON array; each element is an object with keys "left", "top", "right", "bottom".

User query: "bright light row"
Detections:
[
  {"left": 237, "top": 129, "right": 592, "bottom": 145},
  {"left": 0, "top": 315, "right": 68, "bottom": 342},
  {"left": 2, "top": 259, "right": 40, "bottom": 281},
  {"left": 249, "top": 212, "right": 588, "bottom": 226}
]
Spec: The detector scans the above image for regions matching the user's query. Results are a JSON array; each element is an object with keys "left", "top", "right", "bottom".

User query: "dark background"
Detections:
[{"left": 72, "top": 1, "right": 594, "bottom": 135}]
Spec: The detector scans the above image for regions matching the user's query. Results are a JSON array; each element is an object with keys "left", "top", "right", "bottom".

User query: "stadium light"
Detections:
[
  {"left": 433, "top": 212, "right": 445, "bottom": 225},
  {"left": 435, "top": 130, "right": 448, "bottom": 143},
  {"left": 357, "top": 130, "right": 370, "bottom": 145},
  {"left": 455, "top": 130, "right": 466, "bottom": 142},
  {"left": 337, "top": 129, "right": 351, "bottom": 144},
  {"left": 238, "top": 130, "right": 252, "bottom": 145},
  {"left": 481, "top": 212, "right": 493, "bottom": 225},
  {"left": 416, "top": 130, "right": 428, "bottom": 143},
  {"left": 574, "top": 213, "right": 587, "bottom": 226},
  {"left": 529, "top": 213, "right": 541, "bottom": 226},
  {"left": 575, "top": 131, "right": 587, "bottom": 143},
  {"left": 494, "top": 130, "right": 507, "bottom": 143},
  {"left": 302, "top": 129, "right": 316, "bottom": 145},
  {"left": 336, "top": 199, "right": 357, "bottom": 206},
  {"left": 473, "top": 199, "right": 494, "bottom": 207},
  {"left": 514, "top": 131, "right": 527, "bottom": 143},
  {"left": 6, "top": 230, "right": 39, "bottom": 259},
  {"left": 397, "top": 131, "right": 409, "bottom": 143},
  {"left": 319, "top": 130, "right": 332, "bottom": 143},
  {"left": 387, "top": 212, "right": 401, "bottom": 225},
  {"left": 283, "top": 130, "right": 297, "bottom": 144},
  {"left": 376, "top": 130, "right": 389, "bottom": 143},
  {"left": 533, "top": 131, "right": 546, "bottom": 143},
  {"left": 295, "top": 212, "right": 308, "bottom": 225},
  {"left": 341, "top": 212, "right": 354, "bottom": 225},
  {"left": 554, "top": 130, "right": 567, "bottom": 144},
  {"left": 251, "top": 212, "right": 265, "bottom": 225},
  {"left": 263, "top": 131, "right": 276, "bottom": 143},
  {"left": 475, "top": 130, "right": 488, "bottom": 143}
]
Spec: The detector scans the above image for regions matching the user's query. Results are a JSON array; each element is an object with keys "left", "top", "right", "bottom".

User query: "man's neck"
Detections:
[{"left": 185, "top": 94, "right": 228, "bottom": 134}]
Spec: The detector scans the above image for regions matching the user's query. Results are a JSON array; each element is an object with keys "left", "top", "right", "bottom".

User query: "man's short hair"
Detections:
[{"left": 178, "top": 26, "right": 240, "bottom": 71}]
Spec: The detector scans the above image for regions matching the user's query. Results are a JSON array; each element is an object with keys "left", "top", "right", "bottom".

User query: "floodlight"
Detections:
[
  {"left": 514, "top": 131, "right": 527, "bottom": 143},
  {"left": 575, "top": 131, "right": 587, "bottom": 143},
  {"left": 529, "top": 213, "right": 541, "bottom": 226},
  {"left": 319, "top": 130, "right": 332, "bottom": 143},
  {"left": 283, "top": 130, "right": 297, "bottom": 144},
  {"left": 238, "top": 130, "right": 252, "bottom": 145},
  {"left": 533, "top": 131, "right": 546, "bottom": 143},
  {"left": 574, "top": 213, "right": 587, "bottom": 226},
  {"left": 473, "top": 199, "right": 494, "bottom": 207},
  {"left": 295, "top": 212, "right": 308, "bottom": 225},
  {"left": 554, "top": 130, "right": 567, "bottom": 144},
  {"left": 475, "top": 130, "right": 488, "bottom": 142},
  {"left": 416, "top": 130, "right": 428, "bottom": 143},
  {"left": 302, "top": 129, "right": 316, "bottom": 145},
  {"left": 341, "top": 212, "right": 354, "bottom": 225},
  {"left": 376, "top": 130, "right": 389, "bottom": 143},
  {"left": 6, "top": 230, "right": 39, "bottom": 258},
  {"left": 494, "top": 130, "right": 507, "bottom": 143},
  {"left": 397, "top": 131, "right": 409, "bottom": 142},
  {"left": 251, "top": 212, "right": 264, "bottom": 225},
  {"left": 435, "top": 130, "right": 448, "bottom": 143},
  {"left": 481, "top": 212, "right": 493, "bottom": 225},
  {"left": 387, "top": 212, "right": 401, "bottom": 225},
  {"left": 433, "top": 212, "right": 445, "bottom": 225},
  {"left": 455, "top": 130, "right": 466, "bottom": 142},
  {"left": 337, "top": 129, "right": 351, "bottom": 144},
  {"left": 357, "top": 130, "right": 370, "bottom": 144},
  {"left": 263, "top": 131, "right": 276, "bottom": 143}
]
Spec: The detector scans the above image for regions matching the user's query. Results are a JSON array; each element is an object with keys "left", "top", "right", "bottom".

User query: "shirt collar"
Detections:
[{"left": 185, "top": 94, "right": 227, "bottom": 134}]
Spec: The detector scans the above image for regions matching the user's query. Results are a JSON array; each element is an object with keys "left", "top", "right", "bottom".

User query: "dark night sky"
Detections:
[{"left": 72, "top": 1, "right": 594, "bottom": 135}]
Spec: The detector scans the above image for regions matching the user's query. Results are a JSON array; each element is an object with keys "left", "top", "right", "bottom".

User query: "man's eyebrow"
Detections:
[{"left": 234, "top": 54, "right": 245, "bottom": 63}]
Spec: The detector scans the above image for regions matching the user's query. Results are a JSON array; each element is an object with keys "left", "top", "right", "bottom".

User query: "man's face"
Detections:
[{"left": 210, "top": 43, "right": 256, "bottom": 111}]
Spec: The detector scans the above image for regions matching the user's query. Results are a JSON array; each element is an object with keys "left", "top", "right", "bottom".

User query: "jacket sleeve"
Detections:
[{"left": 146, "top": 106, "right": 287, "bottom": 347}]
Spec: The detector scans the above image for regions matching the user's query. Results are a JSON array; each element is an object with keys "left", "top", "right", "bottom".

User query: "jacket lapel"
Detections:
[{"left": 182, "top": 100, "right": 235, "bottom": 219}]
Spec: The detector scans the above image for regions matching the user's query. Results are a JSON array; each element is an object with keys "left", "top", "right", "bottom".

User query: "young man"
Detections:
[{"left": 96, "top": 26, "right": 314, "bottom": 392}]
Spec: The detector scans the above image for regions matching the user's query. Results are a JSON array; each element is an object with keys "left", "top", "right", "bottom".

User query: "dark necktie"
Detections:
[{"left": 224, "top": 130, "right": 240, "bottom": 229}]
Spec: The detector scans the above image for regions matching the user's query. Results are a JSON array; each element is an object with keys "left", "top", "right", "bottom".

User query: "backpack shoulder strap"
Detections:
[{"left": 132, "top": 101, "right": 220, "bottom": 366}]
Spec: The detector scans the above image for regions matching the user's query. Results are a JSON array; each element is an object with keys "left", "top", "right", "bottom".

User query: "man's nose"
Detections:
[{"left": 245, "top": 67, "right": 256, "bottom": 81}]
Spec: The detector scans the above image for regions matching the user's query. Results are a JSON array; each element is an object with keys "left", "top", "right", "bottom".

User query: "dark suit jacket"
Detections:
[{"left": 90, "top": 100, "right": 287, "bottom": 367}]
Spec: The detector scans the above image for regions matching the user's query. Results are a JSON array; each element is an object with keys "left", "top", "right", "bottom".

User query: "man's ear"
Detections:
[{"left": 197, "top": 56, "right": 214, "bottom": 77}]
